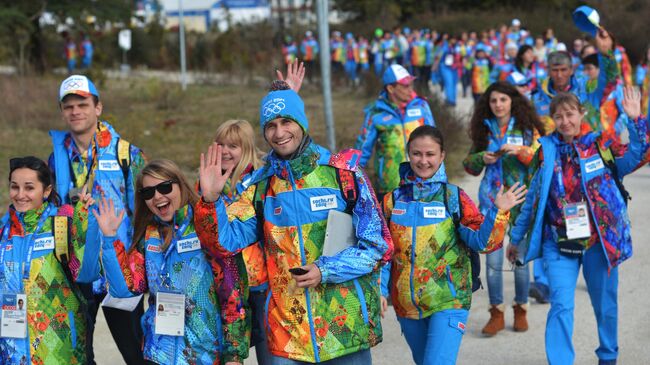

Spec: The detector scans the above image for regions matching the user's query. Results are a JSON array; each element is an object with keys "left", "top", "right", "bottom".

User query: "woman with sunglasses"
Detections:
[
  {"left": 92, "top": 159, "right": 249, "bottom": 365},
  {"left": 1, "top": 156, "right": 97, "bottom": 364},
  {"left": 463, "top": 81, "right": 545, "bottom": 337}
]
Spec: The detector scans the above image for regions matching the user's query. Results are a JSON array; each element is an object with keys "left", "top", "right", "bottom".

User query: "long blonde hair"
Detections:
[
  {"left": 214, "top": 119, "right": 263, "bottom": 186},
  {"left": 132, "top": 159, "right": 199, "bottom": 251}
]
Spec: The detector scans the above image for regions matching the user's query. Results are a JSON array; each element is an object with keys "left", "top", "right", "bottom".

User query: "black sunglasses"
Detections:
[{"left": 138, "top": 180, "right": 175, "bottom": 200}]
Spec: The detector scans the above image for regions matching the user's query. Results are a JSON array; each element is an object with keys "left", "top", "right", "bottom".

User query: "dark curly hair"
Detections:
[
  {"left": 515, "top": 44, "right": 534, "bottom": 72},
  {"left": 468, "top": 81, "right": 545, "bottom": 152}
]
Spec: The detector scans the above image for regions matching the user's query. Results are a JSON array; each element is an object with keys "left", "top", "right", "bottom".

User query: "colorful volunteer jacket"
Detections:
[
  {"left": 356, "top": 92, "right": 435, "bottom": 195},
  {"left": 0, "top": 202, "right": 98, "bottom": 364},
  {"left": 463, "top": 117, "right": 540, "bottom": 228},
  {"left": 222, "top": 165, "right": 268, "bottom": 291},
  {"left": 637, "top": 64, "right": 650, "bottom": 117},
  {"left": 531, "top": 51, "right": 618, "bottom": 135},
  {"left": 331, "top": 39, "right": 345, "bottom": 63},
  {"left": 194, "top": 142, "right": 393, "bottom": 363},
  {"left": 100, "top": 205, "right": 249, "bottom": 365},
  {"left": 410, "top": 39, "right": 433, "bottom": 67},
  {"left": 49, "top": 121, "right": 145, "bottom": 293},
  {"left": 380, "top": 163, "right": 509, "bottom": 319},
  {"left": 300, "top": 38, "right": 319, "bottom": 62},
  {"left": 614, "top": 45, "right": 633, "bottom": 86},
  {"left": 282, "top": 42, "right": 298, "bottom": 65},
  {"left": 471, "top": 58, "right": 492, "bottom": 95},
  {"left": 510, "top": 115, "right": 648, "bottom": 269}
]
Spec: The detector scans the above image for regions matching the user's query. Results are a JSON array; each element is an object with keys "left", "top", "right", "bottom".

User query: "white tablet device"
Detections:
[{"left": 322, "top": 209, "right": 357, "bottom": 257}]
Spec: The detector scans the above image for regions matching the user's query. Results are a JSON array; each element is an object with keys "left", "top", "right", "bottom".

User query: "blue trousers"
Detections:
[
  {"left": 440, "top": 66, "right": 457, "bottom": 106},
  {"left": 270, "top": 349, "right": 371, "bottom": 365},
  {"left": 533, "top": 257, "right": 549, "bottom": 286},
  {"left": 543, "top": 240, "right": 618, "bottom": 364},
  {"left": 397, "top": 309, "right": 468, "bottom": 365},
  {"left": 345, "top": 61, "right": 358, "bottom": 82},
  {"left": 486, "top": 247, "right": 530, "bottom": 304}
]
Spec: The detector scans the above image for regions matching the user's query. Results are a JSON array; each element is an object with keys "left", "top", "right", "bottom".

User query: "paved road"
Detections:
[{"left": 94, "top": 91, "right": 650, "bottom": 364}]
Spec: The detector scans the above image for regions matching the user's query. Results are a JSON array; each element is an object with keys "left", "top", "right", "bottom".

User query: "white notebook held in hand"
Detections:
[{"left": 322, "top": 210, "right": 357, "bottom": 257}]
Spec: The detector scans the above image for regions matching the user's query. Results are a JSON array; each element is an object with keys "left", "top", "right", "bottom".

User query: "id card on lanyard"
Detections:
[
  {"left": 154, "top": 206, "right": 192, "bottom": 337},
  {"left": 1, "top": 293, "right": 27, "bottom": 338},
  {"left": 555, "top": 151, "right": 592, "bottom": 240},
  {"left": 0, "top": 205, "right": 53, "bottom": 339}
]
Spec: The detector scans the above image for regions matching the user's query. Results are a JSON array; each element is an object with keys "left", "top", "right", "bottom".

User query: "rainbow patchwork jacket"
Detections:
[
  {"left": 0, "top": 202, "right": 97, "bottom": 365},
  {"left": 100, "top": 205, "right": 249, "bottom": 365},
  {"left": 356, "top": 92, "right": 435, "bottom": 195},
  {"left": 222, "top": 165, "right": 268, "bottom": 291},
  {"left": 380, "top": 163, "right": 509, "bottom": 319},
  {"left": 471, "top": 58, "right": 492, "bottom": 95},
  {"left": 531, "top": 50, "right": 618, "bottom": 135},
  {"left": 463, "top": 117, "right": 541, "bottom": 229},
  {"left": 194, "top": 142, "right": 393, "bottom": 363},
  {"left": 510, "top": 116, "right": 648, "bottom": 269}
]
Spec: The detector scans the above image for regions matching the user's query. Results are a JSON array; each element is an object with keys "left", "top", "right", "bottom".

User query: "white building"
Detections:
[{"left": 160, "top": 0, "right": 271, "bottom": 32}]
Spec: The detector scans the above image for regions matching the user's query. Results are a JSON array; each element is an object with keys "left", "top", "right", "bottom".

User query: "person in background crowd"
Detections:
[
  {"left": 381, "top": 31, "right": 398, "bottom": 70},
  {"left": 490, "top": 42, "right": 519, "bottom": 83},
  {"left": 358, "top": 35, "right": 370, "bottom": 75},
  {"left": 300, "top": 31, "right": 319, "bottom": 83},
  {"left": 0, "top": 156, "right": 97, "bottom": 364},
  {"left": 356, "top": 64, "right": 436, "bottom": 199},
  {"left": 282, "top": 36, "right": 298, "bottom": 66},
  {"left": 371, "top": 28, "right": 385, "bottom": 76},
  {"left": 64, "top": 34, "right": 77, "bottom": 74},
  {"left": 330, "top": 31, "right": 345, "bottom": 75},
  {"left": 434, "top": 35, "right": 460, "bottom": 106},
  {"left": 49, "top": 75, "right": 146, "bottom": 365},
  {"left": 533, "top": 37, "right": 547, "bottom": 65},
  {"left": 93, "top": 159, "right": 249, "bottom": 365},
  {"left": 544, "top": 28, "right": 558, "bottom": 53},
  {"left": 196, "top": 80, "right": 392, "bottom": 364},
  {"left": 381, "top": 125, "right": 527, "bottom": 365},
  {"left": 79, "top": 33, "right": 94, "bottom": 69},
  {"left": 464, "top": 81, "right": 545, "bottom": 337},
  {"left": 471, "top": 45, "right": 493, "bottom": 101},
  {"left": 636, "top": 44, "right": 650, "bottom": 117},
  {"left": 507, "top": 88, "right": 648, "bottom": 365},
  {"left": 344, "top": 33, "right": 360, "bottom": 86}
]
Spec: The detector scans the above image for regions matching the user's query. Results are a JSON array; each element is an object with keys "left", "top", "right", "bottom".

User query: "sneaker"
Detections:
[{"left": 529, "top": 282, "right": 549, "bottom": 304}]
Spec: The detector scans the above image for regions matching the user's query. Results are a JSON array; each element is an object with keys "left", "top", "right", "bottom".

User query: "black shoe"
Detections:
[
  {"left": 528, "top": 282, "right": 549, "bottom": 304},
  {"left": 598, "top": 359, "right": 616, "bottom": 365}
]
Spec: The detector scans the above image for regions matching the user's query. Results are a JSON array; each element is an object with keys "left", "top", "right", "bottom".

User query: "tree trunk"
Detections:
[{"left": 29, "top": 17, "right": 46, "bottom": 74}]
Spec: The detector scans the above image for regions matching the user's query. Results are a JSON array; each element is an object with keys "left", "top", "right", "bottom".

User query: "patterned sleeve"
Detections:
[
  {"left": 379, "top": 192, "right": 394, "bottom": 298},
  {"left": 100, "top": 235, "right": 148, "bottom": 297},
  {"left": 193, "top": 187, "right": 260, "bottom": 258},
  {"left": 126, "top": 145, "right": 147, "bottom": 216},
  {"left": 463, "top": 145, "right": 486, "bottom": 176},
  {"left": 211, "top": 253, "right": 250, "bottom": 363},
  {"left": 597, "top": 50, "right": 619, "bottom": 100},
  {"left": 457, "top": 189, "right": 509, "bottom": 253},
  {"left": 315, "top": 169, "right": 393, "bottom": 284},
  {"left": 611, "top": 116, "right": 649, "bottom": 175},
  {"left": 515, "top": 129, "right": 541, "bottom": 166},
  {"left": 355, "top": 109, "right": 379, "bottom": 167},
  {"left": 60, "top": 203, "right": 97, "bottom": 283}
]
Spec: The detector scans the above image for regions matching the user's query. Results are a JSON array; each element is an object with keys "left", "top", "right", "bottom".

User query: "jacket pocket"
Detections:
[
  {"left": 446, "top": 266, "right": 457, "bottom": 298},
  {"left": 353, "top": 279, "right": 370, "bottom": 325}
]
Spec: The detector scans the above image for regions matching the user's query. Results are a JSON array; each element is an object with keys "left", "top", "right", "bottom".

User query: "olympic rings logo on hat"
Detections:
[
  {"left": 263, "top": 102, "right": 286, "bottom": 117},
  {"left": 64, "top": 80, "right": 83, "bottom": 90}
]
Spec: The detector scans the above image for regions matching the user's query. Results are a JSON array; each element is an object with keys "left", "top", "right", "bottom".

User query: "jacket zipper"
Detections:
[
  {"left": 409, "top": 201, "right": 423, "bottom": 319},
  {"left": 287, "top": 167, "right": 320, "bottom": 362}
]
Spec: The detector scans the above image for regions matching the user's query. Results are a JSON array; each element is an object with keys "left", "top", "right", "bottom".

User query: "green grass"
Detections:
[{"left": 0, "top": 74, "right": 467, "bottom": 210}]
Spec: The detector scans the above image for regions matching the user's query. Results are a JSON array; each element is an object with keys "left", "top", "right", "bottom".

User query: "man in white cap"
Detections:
[
  {"left": 48, "top": 75, "right": 146, "bottom": 365},
  {"left": 355, "top": 64, "right": 435, "bottom": 198}
]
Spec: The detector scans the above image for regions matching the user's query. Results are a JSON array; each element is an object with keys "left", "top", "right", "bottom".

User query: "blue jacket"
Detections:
[{"left": 510, "top": 116, "right": 648, "bottom": 268}]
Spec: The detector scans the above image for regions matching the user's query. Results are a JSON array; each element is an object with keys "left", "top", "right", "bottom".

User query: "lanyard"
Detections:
[
  {"left": 158, "top": 206, "right": 193, "bottom": 288},
  {"left": 67, "top": 127, "right": 100, "bottom": 190},
  {"left": 0, "top": 205, "right": 54, "bottom": 285}
]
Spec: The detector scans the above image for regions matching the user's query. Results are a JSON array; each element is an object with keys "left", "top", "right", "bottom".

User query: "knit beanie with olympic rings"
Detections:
[{"left": 259, "top": 81, "right": 308, "bottom": 133}]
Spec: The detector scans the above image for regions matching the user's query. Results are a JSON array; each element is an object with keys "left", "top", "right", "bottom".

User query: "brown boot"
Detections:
[
  {"left": 482, "top": 304, "right": 505, "bottom": 337},
  {"left": 513, "top": 303, "right": 529, "bottom": 332}
]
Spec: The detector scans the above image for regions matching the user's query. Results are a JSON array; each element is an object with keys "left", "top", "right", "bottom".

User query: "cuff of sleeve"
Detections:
[
  {"left": 314, "top": 259, "right": 330, "bottom": 283},
  {"left": 495, "top": 209, "right": 511, "bottom": 224},
  {"left": 223, "top": 354, "right": 244, "bottom": 364},
  {"left": 101, "top": 235, "right": 118, "bottom": 250}
]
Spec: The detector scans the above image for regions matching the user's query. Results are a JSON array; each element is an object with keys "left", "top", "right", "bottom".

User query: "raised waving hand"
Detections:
[{"left": 199, "top": 143, "right": 233, "bottom": 202}]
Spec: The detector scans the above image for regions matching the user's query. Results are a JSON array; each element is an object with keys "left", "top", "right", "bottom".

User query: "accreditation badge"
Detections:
[
  {"left": 154, "top": 292, "right": 185, "bottom": 336},
  {"left": 563, "top": 202, "right": 591, "bottom": 240},
  {"left": 1, "top": 293, "right": 27, "bottom": 339}
]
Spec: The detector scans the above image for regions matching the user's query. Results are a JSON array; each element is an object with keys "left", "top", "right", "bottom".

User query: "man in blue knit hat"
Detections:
[{"left": 197, "top": 80, "right": 393, "bottom": 364}]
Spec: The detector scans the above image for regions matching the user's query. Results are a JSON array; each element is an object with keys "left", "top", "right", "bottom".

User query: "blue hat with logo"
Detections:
[
  {"left": 572, "top": 6, "right": 601, "bottom": 37},
  {"left": 59, "top": 74, "right": 99, "bottom": 102},
  {"left": 506, "top": 71, "right": 529, "bottom": 86},
  {"left": 259, "top": 89, "right": 308, "bottom": 132}
]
